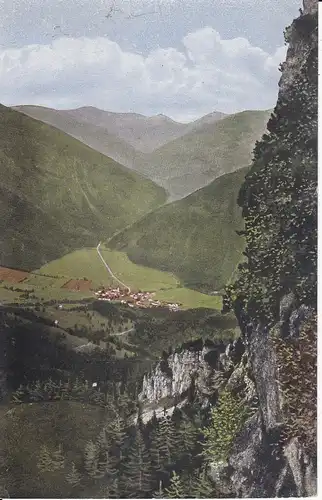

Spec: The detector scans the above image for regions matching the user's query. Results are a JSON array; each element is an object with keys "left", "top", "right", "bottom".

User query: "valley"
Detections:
[
  {"left": 0, "top": 100, "right": 243, "bottom": 497},
  {"left": 13, "top": 104, "right": 269, "bottom": 201},
  {"left": 0, "top": 2, "right": 317, "bottom": 494}
]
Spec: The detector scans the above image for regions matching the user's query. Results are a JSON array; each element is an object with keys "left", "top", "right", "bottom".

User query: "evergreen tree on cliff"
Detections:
[
  {"left": 223, "top": 0, "right": 317, "bottom": 487},
  {"left": 224, "top": 4, "right": 317, "bottom": 327}
]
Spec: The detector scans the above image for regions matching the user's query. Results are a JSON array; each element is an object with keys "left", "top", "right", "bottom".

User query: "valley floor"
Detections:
[{"left": 29, "top": 246, "right": 223, "bottom": 310}]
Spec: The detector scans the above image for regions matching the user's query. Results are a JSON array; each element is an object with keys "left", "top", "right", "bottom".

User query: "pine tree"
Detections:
[
  {"left": 123, "top": 428, "right": 153, "bottom": 497},
  {"left": 95, "top": 451, "right": 111, "bottom": 480},
  {"left": 189, "top": 467, "right": 214, "bottom": 498},
  {"left": 201, "top": 389, "right": 250, "bottom": 463},
  {"left": 66, "top": 462, "right": 81, "bottom": 487},
  {"left": 106, "top": 414, "right": 126, "bottom": 464},
  {"left": 177, "top": 415, "right": 198, "bottom": 459},
  {"left": 98, "top": 475, "right": 120, "bottom": 499},
  {"left": 158, "top": 416, "right": 177, "bottom": 465},
  {"left": 96, "top": 426, "right": 109, "bottom": 452},
  {"left": 30, "top": 380, "right": 44, "bottom": 402},
  {"left": 51, "top": 444, "right": 65, "bottom": 471},
  {"left": 153, "top": 480, "right": 165, "bottom": 498},
  {"left": 72, "top": 377, "right": 84, "bottom": 400},
  {"left": 149, "top": 425, "right": 164, "bottom": 472},
  {"left": 84, "top": 440, "right": 99, "bottom": 479},
  {"left": 54, "top": 380, "right": 63, "bottom": 400},
  {"left": 37, "top": 445, "right": 54, "bottom": 474},
  {"left": 60, "top": 379, "right": 71, "bottom": 400},
  {"left": 11, "top": 384, "right": 25, "bottom": 403},
  {"left": 164, "top": 471, "right": 185, "bottom": 498},
  {"left": 44, "top": 378, "right": 58, "bottom": 400}
]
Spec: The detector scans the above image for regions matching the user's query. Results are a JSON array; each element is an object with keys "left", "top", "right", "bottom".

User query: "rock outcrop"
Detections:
[
  {"left": 208, "top": 304, "right": 316, "bottom": 497},
  {"left": 139, "top": 343, "right": 222, "bottom": 404},
  {"left": 209, "top": 1, "right": 317, "bottom": 496}
]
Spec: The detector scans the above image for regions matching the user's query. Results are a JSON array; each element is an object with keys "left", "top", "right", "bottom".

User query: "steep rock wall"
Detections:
[
  {"left": 139, "top": 341, "right": 226, "bottom": 405},
  {"left": 211, "top": 1, "right": 317, "bottom": 497}
]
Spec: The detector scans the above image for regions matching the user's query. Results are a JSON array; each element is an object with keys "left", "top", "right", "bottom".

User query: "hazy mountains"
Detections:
[
  {"left": 134, "top": 110, "right": 271, "bottom": 200},
  {"left": 0, "top": 104, "right": 166, "bottom": 270},
  {"left": 14, "top": 104, "right": 269, "bottom": 200},
  {"left": 13, "top": 105, "right": 144, "bottom": 170},
  {"left": 63, "top": 107, "right": 189, "bottom": 152},
  {"left": 13, "top": 105, "right": 189, "bottom": 157}
]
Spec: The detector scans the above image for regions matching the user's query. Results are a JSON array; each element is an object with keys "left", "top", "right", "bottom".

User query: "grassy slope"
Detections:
[
  {"left": 108, "top": 167, "right": 249, "bottom": 292},
  {"left": 135, "top": 109, "right": 270, "bottom": 200},
  {"left": 0, "top": 104, "right": 166, "bottom": 270}
]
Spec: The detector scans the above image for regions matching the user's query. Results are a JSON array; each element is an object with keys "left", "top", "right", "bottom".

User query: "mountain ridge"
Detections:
[
  {"left": 108, "top": 166, "right": 249, "bottom": 292},
  {"left": 0, "top": 103, "right": 166, "bottom": 270},
  {"left": 14, "top": 105, "right": 269, "bottom": 200}
]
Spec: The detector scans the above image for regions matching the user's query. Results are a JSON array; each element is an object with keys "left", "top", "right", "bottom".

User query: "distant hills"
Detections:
[
  {"left": 4, "top": 102, "right": 270, "bottom": 286},
  {"left": 0, "top": 104, "right": 166, "bottom": 270},
  {"left": 64, "top": 107, "right": 188, "bottom": 153},
  {"left": 12, "top": 105, "right": 146, "bottom": 170},
  {"left": 14, "top": 105, "right": 269, "bottom": 200},
  {"left": 108, "top": 167, "right": 249, "bottom": 292},
  {"left": 134, "top": 110, "right": 271, "bottom": 200},
  {"left": 13, "top": 105, "right": 190, "bottom": 155}
]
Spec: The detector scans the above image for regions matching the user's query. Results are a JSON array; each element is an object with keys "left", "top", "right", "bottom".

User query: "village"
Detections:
[{"left": 94, "top": 286, "right": 181, "bottom": 312}]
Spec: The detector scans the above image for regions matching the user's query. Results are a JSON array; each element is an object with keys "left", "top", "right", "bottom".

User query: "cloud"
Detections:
[{"left": 0, "top": 26, "right": 287, "bottom": 120}]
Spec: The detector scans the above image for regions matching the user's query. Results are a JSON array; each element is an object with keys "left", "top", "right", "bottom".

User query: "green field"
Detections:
[
  {"left": 25, "top": 275, "right": 68, "bottom": 288},
  {"left": 155, "top": 287, "right": 222, "bottom": 309},
  {"left": 37, "top": 247, "right": 179, "bottom": 290},
  {"left": 36, "top": 247, "right": 222, "bottom": 310},
  {"left": 0, "top": 281, "right": 93, "bottom": 304}
]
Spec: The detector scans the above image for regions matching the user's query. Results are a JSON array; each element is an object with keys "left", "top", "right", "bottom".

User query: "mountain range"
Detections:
[
  {"left": 4, "top": 102, "right": 271, "bottom": 288},
  {"left": 13, "top": 105, "right": 269, "bottom": 200},
  {"left": 133, "top": 109, "right": 270, "bottom": 200}
]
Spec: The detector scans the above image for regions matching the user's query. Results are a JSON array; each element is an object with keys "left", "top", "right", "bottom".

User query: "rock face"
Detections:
[
  {"left": 139, "top": 342, "right": 225, "bottom": 404},
  {"left": 209, "top": 306, "right": 316, "bottom": 497},
  {"left": 212, "top": 2, "right": 317, "bottom": 496},
  {"left": 279, "top": 0, "right": 317, "bottom": 98},
  {"left": 209, "top": 2, "right": 317, "bottom": 496}
]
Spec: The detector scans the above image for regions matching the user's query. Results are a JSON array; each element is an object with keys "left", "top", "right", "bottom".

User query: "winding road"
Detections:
[{"left": 96, "top": 242, "right": 131, "bottom": 294}]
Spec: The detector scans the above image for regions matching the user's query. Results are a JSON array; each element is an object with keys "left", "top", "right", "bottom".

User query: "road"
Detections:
[
  {"left": 96, "top": 242, "right": 131, "bottom": 293},
  {"left": 112, "top": 327, "right": 135, "bottom": 337},
  {"left": 96, "top": 243, "right": 135, "bottom": 337}
]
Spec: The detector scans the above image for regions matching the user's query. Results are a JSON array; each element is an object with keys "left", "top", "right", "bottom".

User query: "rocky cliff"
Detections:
[
  {"left": 136, "top": 340, "right": 227, "bottom": 423},
  {"left": 216, "top": 0, "right": 317, "bottom": 497},
  {"left": 137, "top": 1, "right": 317, "bottom": 496},
  {"left": 139, "top": 341, "right": 225, "bottom": 402}
]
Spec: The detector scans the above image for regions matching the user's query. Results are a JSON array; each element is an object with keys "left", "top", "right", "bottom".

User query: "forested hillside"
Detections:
[
  {"left": 109, "top": 167, "right": 248, "bottom": 292},
  {"left": 0, "top": 105, "right": 166, "bottom": 270}
]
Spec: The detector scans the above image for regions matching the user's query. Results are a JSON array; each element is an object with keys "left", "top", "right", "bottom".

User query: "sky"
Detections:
[{"left": 0, "top": 0, "right": 301, "bottom": 122}]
